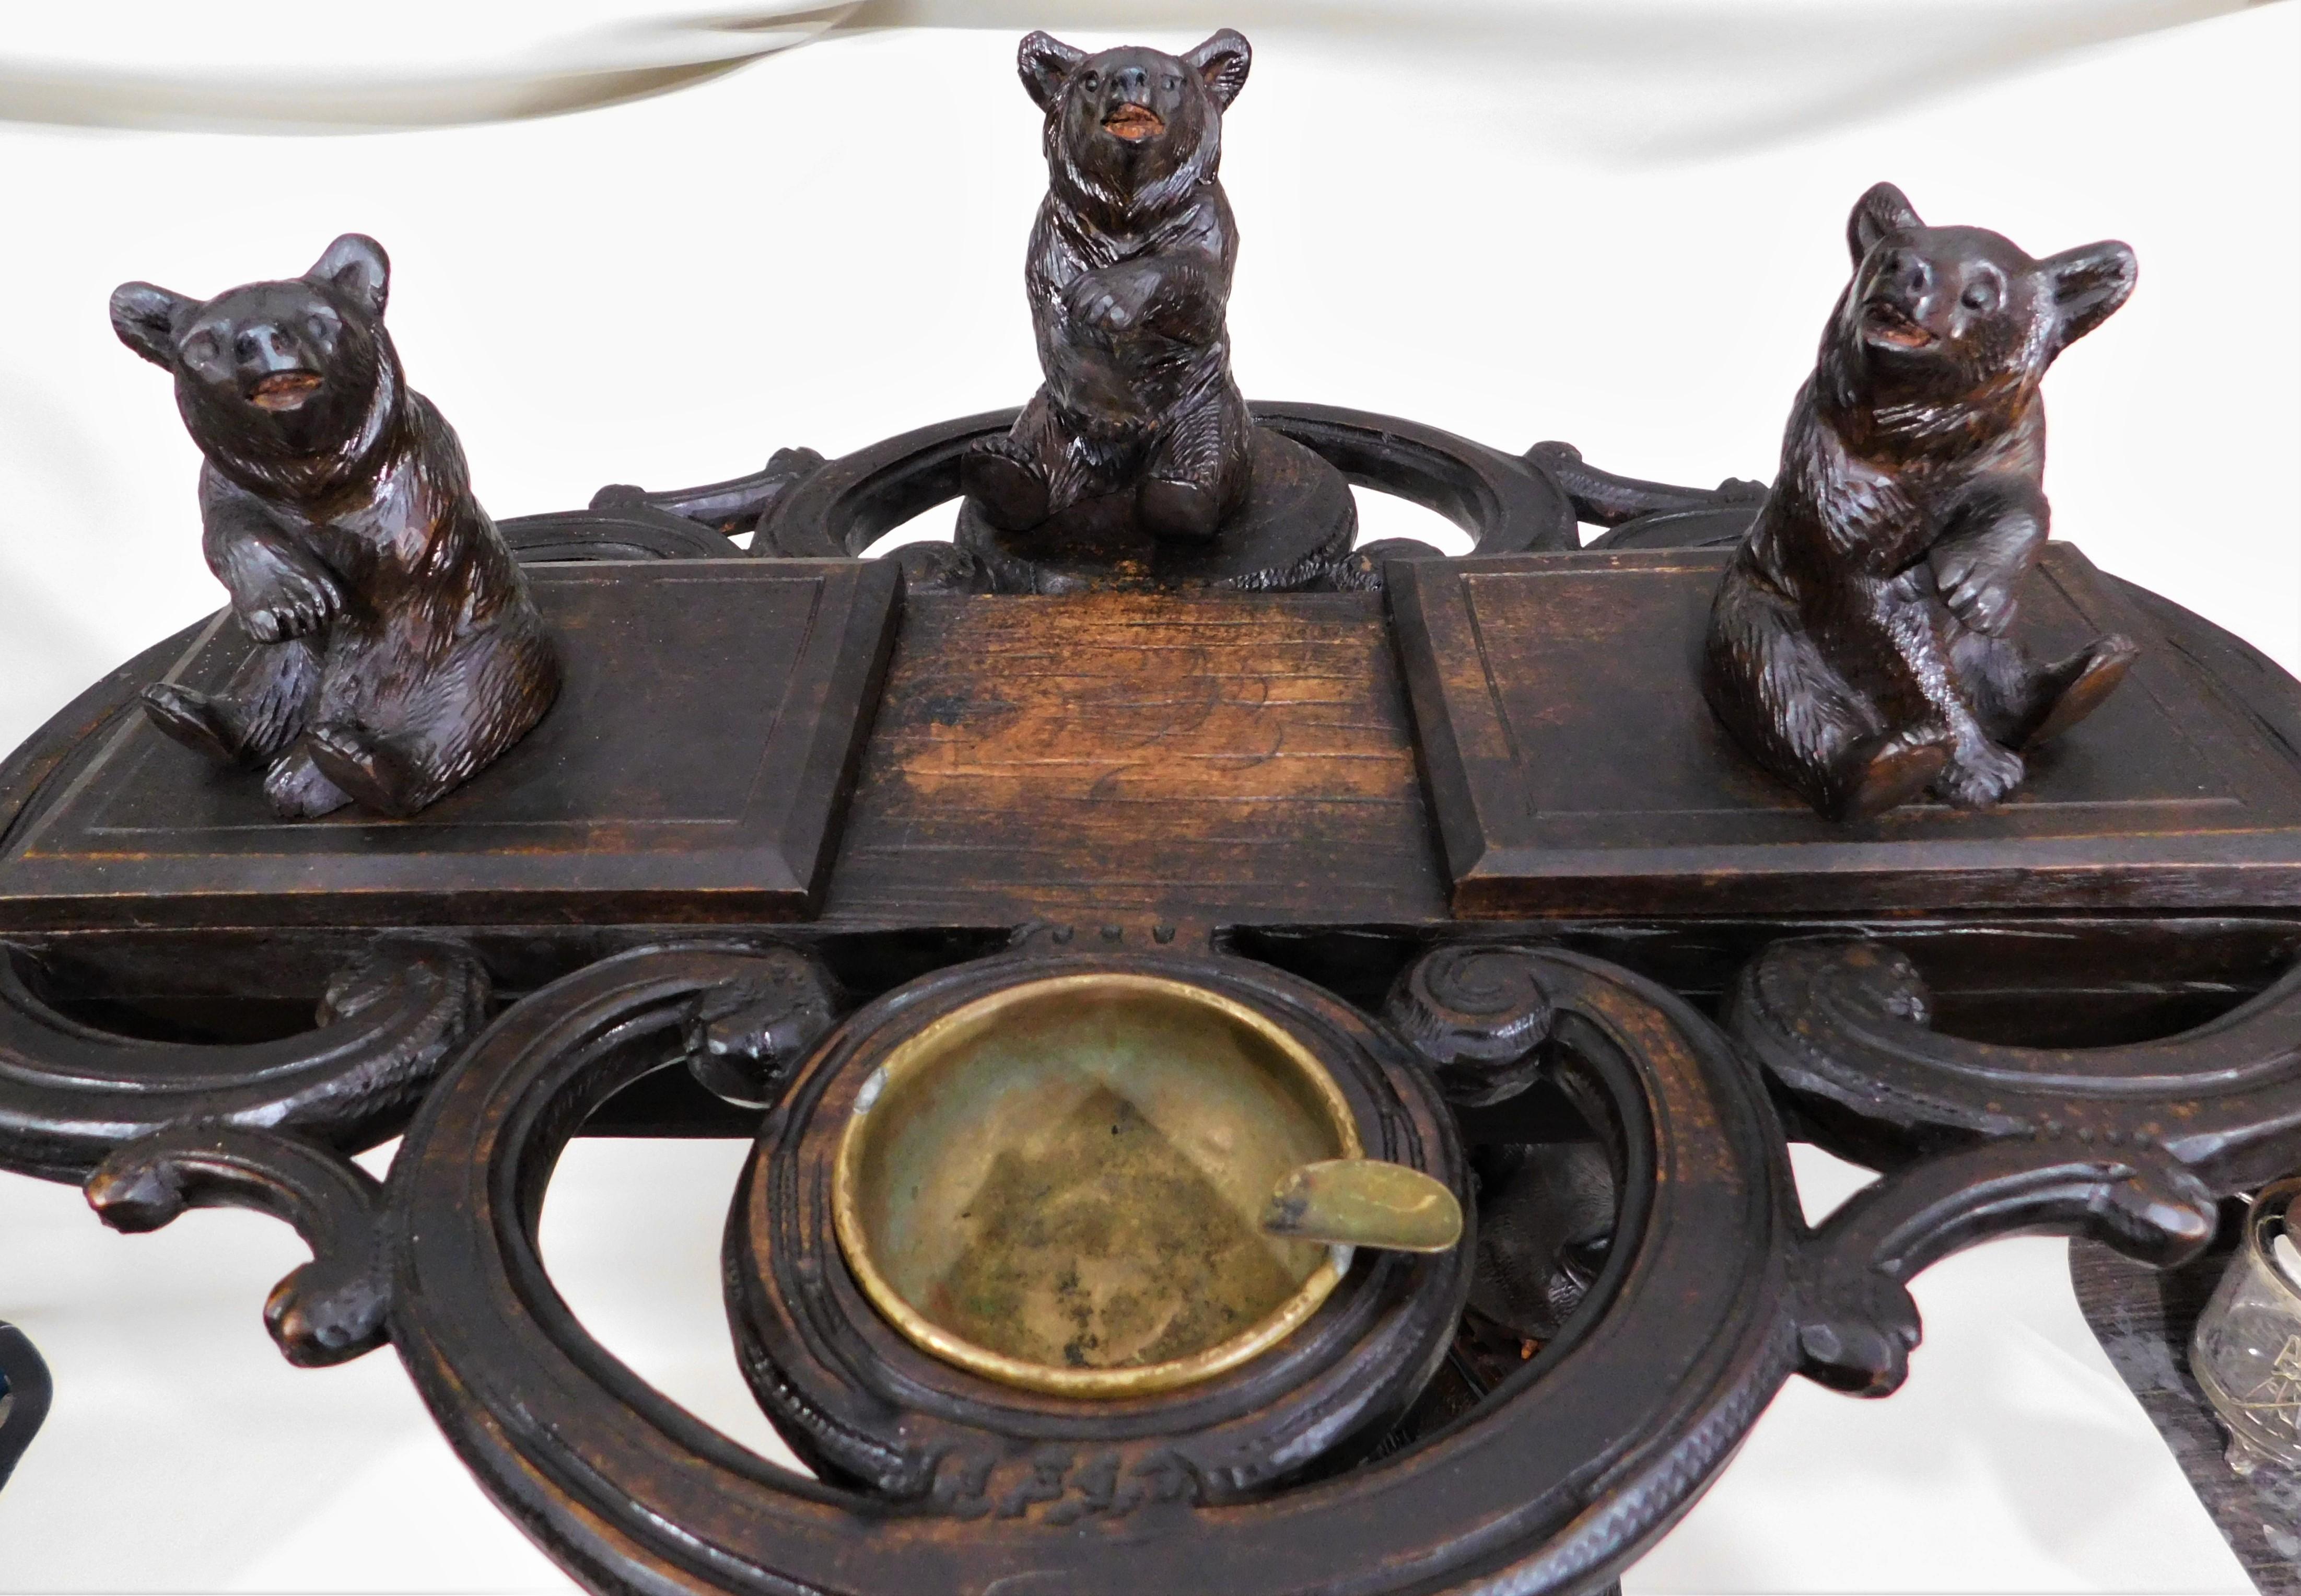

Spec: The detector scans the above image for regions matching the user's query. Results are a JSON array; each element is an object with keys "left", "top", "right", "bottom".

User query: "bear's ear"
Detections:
[
  {"left": 110, "top": 282, "right": 194, "bottom": 368},
  {"left": 2040, "top": 239, "right": 2136, "bottom": 352},
  {"left": 306, "top": 233, "right": 390, "bottom": 318},
  {"left": 1018, "top": 31, "right": 1087, "bottom": 113},
  {"left": 1185, "top": 29, "right": 1252, "bottom": 109},
  {"left": 1847, "top": 182, "right": 1922, "bottom": 265}
]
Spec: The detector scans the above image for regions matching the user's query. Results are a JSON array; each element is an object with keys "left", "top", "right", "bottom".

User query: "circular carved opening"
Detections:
[{"left": 833, "top": 972, "right": 1358, "bottom": 1396}]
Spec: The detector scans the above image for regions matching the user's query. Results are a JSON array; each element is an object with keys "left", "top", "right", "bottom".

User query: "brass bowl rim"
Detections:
[{"left": 831, "top": 970, "right": 1363, "bottom": 1399}]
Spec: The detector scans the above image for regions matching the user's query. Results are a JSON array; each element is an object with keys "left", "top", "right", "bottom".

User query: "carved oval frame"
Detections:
[
  {"left": 384, "top": 944, "right": 1807, "bottom": 1596},
  {"left": 754, "top": 404, "right": 1579, "bottom": 562}
]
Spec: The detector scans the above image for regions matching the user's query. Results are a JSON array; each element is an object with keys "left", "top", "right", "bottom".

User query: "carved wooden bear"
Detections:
[
  {"left": 961, "top": 28, "right": 1255, "bottom": 544},
  {"left": 1703, "top": 183, "right": 2139, "bottom": 821},
  {"left": 112, "top": 235, "right": 559, "bottom": 820}
]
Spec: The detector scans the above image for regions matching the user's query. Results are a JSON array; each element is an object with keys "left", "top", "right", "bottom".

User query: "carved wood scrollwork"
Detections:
[
  {"left": 1383, "top": 941, "right": 1555, "bottom": 1105},
  {"left": 0, "top": 937, "right": 489, "bottom": 1184},
  {"left": 86, "top": 1125, "right": 391, "bottom": 1367},
  {"left": 1730, "top": 935, "right": 2301, "bottom": 1395},
  {"left": 375, "top": 940, "right": 1813, "bottom": 1595}
]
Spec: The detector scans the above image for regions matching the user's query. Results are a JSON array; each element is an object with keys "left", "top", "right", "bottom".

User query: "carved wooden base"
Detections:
[
  {"left": 2, "top": 407, "right": 2298, "bottom": 1594},
  {"left": 954, "top": 426, "right": 1356, "bottom": 595}
]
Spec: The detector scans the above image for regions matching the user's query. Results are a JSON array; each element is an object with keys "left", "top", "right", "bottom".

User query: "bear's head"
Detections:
[
  {"left": 1019, "top": 29, "right": 1251, "bottom": 218},
  {"left": 111, "top": 235, "right": 397, "bottom": 480},
  {"left": 1833, "top": 182, "right": 2135, "bottom": 409}
]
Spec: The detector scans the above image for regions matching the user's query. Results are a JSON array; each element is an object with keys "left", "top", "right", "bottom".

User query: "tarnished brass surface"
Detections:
[
  {"left": 833, "top": 972, "right": 1358, "bottom": 1397},
  {"left": 1262, "top": 1158, "right": 1464, "bottom": 1253}
]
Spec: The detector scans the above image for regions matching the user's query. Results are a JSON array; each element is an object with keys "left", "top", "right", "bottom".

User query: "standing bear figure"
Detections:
[
  {"left": 1703, "top": 183, "right": 2140, "bottom": 822},
  {"left": 961, "top": 28, "right": 1255, "bottom": 545},
  {"left": 111, "top": 235, "right": 559, "bottom": 820}
]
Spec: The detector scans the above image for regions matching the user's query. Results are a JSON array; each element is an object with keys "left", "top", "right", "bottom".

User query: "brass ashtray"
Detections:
[{"left": 833, "top": 972, "right": 1460, "bottom": 1398}]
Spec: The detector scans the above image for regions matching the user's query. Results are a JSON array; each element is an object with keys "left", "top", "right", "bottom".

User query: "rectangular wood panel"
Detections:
[
  {"left": 819, "top": 590, "right": 1447, "bottom": 927},
  {"left": 1389, "top": 546, "right": 2301, "bottom": 916},
  {"left": 0, "top": 558, "right": 900, "bottom": 928}
]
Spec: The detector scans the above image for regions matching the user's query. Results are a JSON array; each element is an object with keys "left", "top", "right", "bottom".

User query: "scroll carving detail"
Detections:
[
  {"left": 87, "top": 1124, "right": 391, "bottom": 1367},
  {"left": 0, "top": 936, "right": 488, "bottom": 1182},
  {"left": 1383, "top": 942, "right": 1554, "bottom": 1106},
  {"left": 1729, "top": 935, "right": 2301, "bottom": 1394}
]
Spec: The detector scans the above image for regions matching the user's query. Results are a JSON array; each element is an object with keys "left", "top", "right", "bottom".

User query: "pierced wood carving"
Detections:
[
  {"left": 1732, "top": 935, "right": 2301, "bottom": 1394},
  {"left": 3, "top": 40, "right": 2295, "bottom": 1588},
  {"left": 0, "top": 936, "right": 486, "bottom": 1183},
  {"left": 87, "top": 1125, "right": 391, "bottom": 1367}
]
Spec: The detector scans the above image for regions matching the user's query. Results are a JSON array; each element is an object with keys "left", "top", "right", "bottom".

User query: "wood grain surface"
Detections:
[
  {"left": 1391, "top": 545, "right": 2301, "bottom": 916},
  {"left": 819, "top": 589, "right": 1446, "bottom": 929}
]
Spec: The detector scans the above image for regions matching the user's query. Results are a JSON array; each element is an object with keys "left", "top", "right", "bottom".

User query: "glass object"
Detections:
[{"left": 2191, "top": 1175, "right": 2301, "bottom": 1475}]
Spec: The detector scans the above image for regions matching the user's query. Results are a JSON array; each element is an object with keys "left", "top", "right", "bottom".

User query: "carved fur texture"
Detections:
[
  {"left": 113, "top": 235, "right": 559, "bottom": 819},
  {"left": 962, "top": 29, "right": 1255, "bottom": 544},
  {"left": 1704, "top": 183, "right": 2139, "bottom": 821}
]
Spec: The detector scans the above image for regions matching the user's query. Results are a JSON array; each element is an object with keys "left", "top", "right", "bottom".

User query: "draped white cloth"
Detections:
[{"left": 0, "top": 6, "right": 2293, "bottom": 1590}]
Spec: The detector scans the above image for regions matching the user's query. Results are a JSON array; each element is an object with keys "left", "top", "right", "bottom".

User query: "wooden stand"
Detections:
[{"left": 2, "top": 403, "right": 2295, "bottom": 1594}]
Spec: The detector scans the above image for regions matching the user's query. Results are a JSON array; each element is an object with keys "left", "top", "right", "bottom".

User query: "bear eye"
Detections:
[
  {"left": 306, "top": 314, "right": 333, "bottom": 343},
  {"left": 1164, "top": 75, "right": 1180, "bottom": 90},
  {"left": 1082, "top": 71, "right": 1099, "bottom": 90},
  {"left": 1960, "top": 273, "right": 2003, "bottom": 313},
  {"left": 181, "top": 332, "right": 218, "bottom": 365}
]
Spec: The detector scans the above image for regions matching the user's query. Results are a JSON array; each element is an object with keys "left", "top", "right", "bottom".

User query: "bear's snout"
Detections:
[{"left": 1102, "top": 101, "right": 1165, "bottom": 142}]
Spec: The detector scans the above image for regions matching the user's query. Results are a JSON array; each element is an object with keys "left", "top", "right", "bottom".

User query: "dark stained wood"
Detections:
[
  {"left": 1702, "top": 183, "right": 2139, "bottom": 820},
  {"left": 819, "top": 588, "right": 1449, "bottom": 927},
  {"left": 112, "top": 235, "right": 561, "bottom": 820},
  {"left": 382, "top": 943, "right": 1813, "bottom": 1595},
  {"left": 1390, "top": 545, "right": 2301, "bottom": 917},
  {"left": 954, "top": 426, "right": 1356, "bottom": 595},
  {"left": 0, "top": 1321, "right": 52, "bottom": 1494},
  {"left": 0, "top": 560, "right": 898, "bottom": 930},
  {"left": 962, "top": 31, "right": 1261, "bottom": 548},
  {"left": 2072, "top": 1236, "right": 2301, "bottom": 1592},
  {"left": 731, "top": 946, "right": 1468, "bottom": 1511}
]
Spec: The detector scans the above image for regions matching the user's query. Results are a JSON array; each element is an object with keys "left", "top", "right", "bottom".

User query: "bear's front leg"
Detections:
[
  {"left": 1927, "top": 490, "right": 2046, "bottom": 638},
  {"left": 1064, "top": 255, "right": 1224, "bottom": 345},
  {"left": 201, "top": 469, "right": 344, "bottom": 645}
]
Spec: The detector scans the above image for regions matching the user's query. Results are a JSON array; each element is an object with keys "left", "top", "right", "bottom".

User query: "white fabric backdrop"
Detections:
[{"left": 0, "top": 5, "right": 2294, "bottom": 1591}]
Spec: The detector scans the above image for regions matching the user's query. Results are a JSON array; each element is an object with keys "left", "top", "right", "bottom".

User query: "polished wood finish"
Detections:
[
  {"left": 963, "top": 31, "right": 1260, "bottom": 547},
  {"left": 732, "top": 947, "right": 1467, "bottom": 1512},
  {"left": 0, "top": 560, "right": 899, "bottom": 930},
  {"left": 1702, "top": 184, "right": 2139, "bottom": 819},
  {"left": 5, "top": 403, "right": 2300, "bottom": 1591},
  {"left": 111, "top": 236, "right": 560, "bottom": 820},
  {"left": 820, "top": 587, "right": 1445, "bottom": 928},
  {"left": 1391, "top": 545, "right": 2301, "bottom": 917}
]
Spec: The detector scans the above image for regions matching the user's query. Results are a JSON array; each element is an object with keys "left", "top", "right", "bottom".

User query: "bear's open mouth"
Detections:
[
  {"left": 1102, "top": 103, "right": 1165, "bottom": 142},
  {"left": 249, "top": 371, "right": 324, "bottom": 411},
  {"left": 1862, "top": 301, "right": 1936, "bottom": 350}
]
